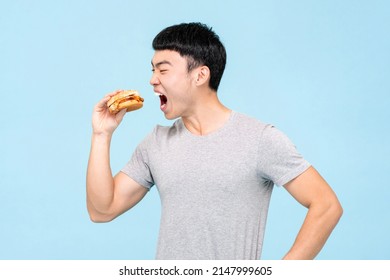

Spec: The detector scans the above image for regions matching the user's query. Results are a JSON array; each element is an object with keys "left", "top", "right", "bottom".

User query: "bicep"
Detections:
[
  {"left": 110, "top": 171, "right": 149, "bottom": 217},
  {"left": 283, "top": 166, "right": 338, "bottom": 209}
]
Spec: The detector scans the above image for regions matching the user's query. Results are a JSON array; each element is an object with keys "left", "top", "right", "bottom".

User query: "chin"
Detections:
[
  {"left": 163, "top": 111, "right": 180, "bottom": 120},
  {"left": 164, "top": 114, "right": 179, "bottom": 120}
]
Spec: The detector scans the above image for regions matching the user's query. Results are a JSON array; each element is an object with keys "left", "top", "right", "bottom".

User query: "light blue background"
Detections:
[{"left": 1, "top": 0, "right": 389, "bottom": 260}]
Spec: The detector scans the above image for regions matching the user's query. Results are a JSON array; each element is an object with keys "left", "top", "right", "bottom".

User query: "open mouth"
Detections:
[
  {"left": 154, "top": 91, "right": 168, "bottom": 111},
  {"left": 159, "top": 94, "right": 168, "bottom": 108}
]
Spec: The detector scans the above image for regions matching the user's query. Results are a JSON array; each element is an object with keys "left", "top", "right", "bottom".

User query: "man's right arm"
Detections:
[{"left": 86, "top": 91, "right": 148, "bottom": 223}]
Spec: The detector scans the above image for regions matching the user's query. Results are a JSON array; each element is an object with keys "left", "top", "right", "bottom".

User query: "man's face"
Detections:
[{"left": 150, "top": 50, "right": 197, "bottom": 120}]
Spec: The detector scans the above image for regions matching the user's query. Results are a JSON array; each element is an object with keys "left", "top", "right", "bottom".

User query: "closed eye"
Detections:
[
  {"left": 151, "top": 68, "right": 168, "bottom": 73},
  {"left": 151, "top": 60, "right": 172, "bottom": 73}
]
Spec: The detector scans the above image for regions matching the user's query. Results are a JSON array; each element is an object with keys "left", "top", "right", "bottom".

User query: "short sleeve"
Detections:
[
  {"left": 121, "top": 132, "right": 155, "bottom": 190},
  {"left": 257, "top": 125, "right": 311, "bottom": 186}
]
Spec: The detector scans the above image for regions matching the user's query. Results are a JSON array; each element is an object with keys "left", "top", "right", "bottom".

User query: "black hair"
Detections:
[{"left": 152, "top": 22, "right": 226, "bottom": 91}]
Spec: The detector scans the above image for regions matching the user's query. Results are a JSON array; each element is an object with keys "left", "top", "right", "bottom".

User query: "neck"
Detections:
[{"left": 182, "top": 90, "right": 231, "bottom": 136}]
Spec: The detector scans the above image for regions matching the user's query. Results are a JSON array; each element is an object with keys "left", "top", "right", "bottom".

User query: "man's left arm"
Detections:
[{"left": 282, "top": 166, "right": 343, "bottom": 259}]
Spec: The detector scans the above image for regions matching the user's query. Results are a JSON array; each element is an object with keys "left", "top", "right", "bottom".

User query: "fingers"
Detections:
[
  {"left": 95, "top": 89, "right": 124, "bottom": 111},
  {"left": 96, "top": 96, "right": 110, "bottom": 109},
  {"left": 104, "top": 89, "right": 123, "bottom": 99}
]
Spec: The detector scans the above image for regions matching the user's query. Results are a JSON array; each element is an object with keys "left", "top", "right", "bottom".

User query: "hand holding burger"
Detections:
[{"left": 91, "top": 90, "right": 144, "bottom": 136}]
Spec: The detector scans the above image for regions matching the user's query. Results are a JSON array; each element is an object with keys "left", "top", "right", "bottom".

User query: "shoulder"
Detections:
[
  {"left": 152, "top": 119, "right": 182, "bottom": 138},
  {"left": 232, "top": 111, "right": 296, "bottom": 148},
  {"left": 231, "top": 111, "right": 270, "bottom": 136},
  {"left": 140, "top": 119, "right": 182, "bottom": 147},
  {"left": 232, "top": 111, "right": 264, "bottom": 127}
]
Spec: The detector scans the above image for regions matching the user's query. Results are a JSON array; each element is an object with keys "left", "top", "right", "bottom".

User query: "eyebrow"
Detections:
[{"left": 151, "top": 60, "right": 172, "bottom": 68}]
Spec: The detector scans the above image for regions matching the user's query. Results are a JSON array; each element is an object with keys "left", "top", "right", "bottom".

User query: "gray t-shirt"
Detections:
[{"left": 121, "top": 111, "right": 310, "bottom": 259}]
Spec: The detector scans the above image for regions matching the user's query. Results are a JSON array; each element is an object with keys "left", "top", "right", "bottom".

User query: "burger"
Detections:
[{"left": 106, "top": 90, "right": 144, "bottom": 114}]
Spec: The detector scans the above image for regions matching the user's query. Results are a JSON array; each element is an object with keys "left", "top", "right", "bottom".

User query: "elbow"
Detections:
[
  {"left": 327, "top": 198, "right": 343, "bottom": 226},
  {"left": 334, "top": 201, "right": 343, "bottom": 222},
  {"left": 87, "top": 205, "right": 115, "bottom": 223},
  {"left": 87, "top": 199, "right": 116, "bottom": 223},
  {"left": 311, "top": 196, "right": 343, "bottom": 228},
  {"left": 88, "top": 211, "right": 115, "bottom": 223}
]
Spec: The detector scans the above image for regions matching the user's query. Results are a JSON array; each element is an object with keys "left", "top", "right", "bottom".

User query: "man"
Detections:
[{"left": 86, "top": 22, "right": 343, "bottom": 260}]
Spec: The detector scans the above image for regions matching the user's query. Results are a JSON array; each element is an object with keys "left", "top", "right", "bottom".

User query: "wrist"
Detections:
[{"left": 91, "top": 132, "right": 113, "bottom": 144}]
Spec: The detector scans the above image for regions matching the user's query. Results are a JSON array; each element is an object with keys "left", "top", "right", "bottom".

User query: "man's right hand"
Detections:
[
  {"left": 87, "top": 90, "right": 149, "bottom": 223},
  {"left": 92, "top": 90, "right": 127, "bottom": 136}
]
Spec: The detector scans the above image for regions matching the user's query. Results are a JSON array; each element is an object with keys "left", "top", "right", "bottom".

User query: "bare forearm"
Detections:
[
  {"left": 86, "top": 134, "right": 115, "bottom": 216},
  {"left": 283, "top": 202, "right": 343, "bottom": 260}
]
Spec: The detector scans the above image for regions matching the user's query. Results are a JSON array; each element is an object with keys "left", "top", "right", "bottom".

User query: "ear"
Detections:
[{"left": 194, "top": 65, "right": 210, "bottom": 87}]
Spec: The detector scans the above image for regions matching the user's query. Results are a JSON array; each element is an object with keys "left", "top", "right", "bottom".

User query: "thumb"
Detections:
[{"left": 115, "top": 108, "right": 127, "bottom": 124}]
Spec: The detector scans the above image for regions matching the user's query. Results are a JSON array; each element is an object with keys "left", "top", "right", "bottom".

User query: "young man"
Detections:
[{"left": 86, "top": 22, "right": 343, "bottom": 260}]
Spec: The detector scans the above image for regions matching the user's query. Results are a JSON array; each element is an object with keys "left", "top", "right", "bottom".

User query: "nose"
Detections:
[{"left": 149, "top": 72, "right": 160, "bottom": 86}]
